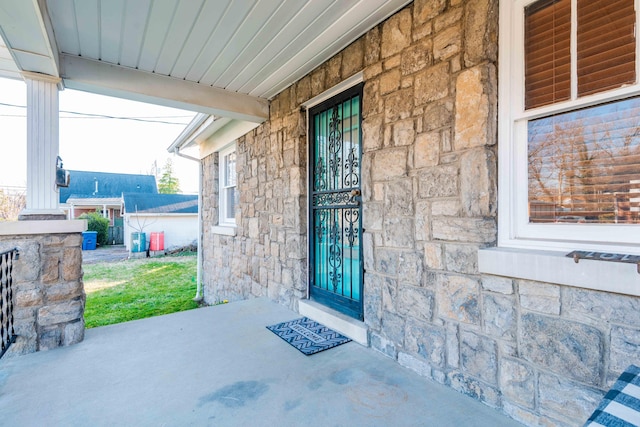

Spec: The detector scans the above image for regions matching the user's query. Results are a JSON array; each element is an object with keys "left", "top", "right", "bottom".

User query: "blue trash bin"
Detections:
[{"left": 82, "top": 231, "right": 98, "bottom": 250}]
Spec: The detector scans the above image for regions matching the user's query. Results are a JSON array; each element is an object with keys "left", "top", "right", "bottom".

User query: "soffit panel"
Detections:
[
  {"left": 168, "top": 0, "right": 229, "bottom": 79},
  {"left": 153, "top": 0, "right": 207, "bottom": 76},
  {"left": 0, "top": 2, "right": 49, "bottom": 55},
  {"left": 73, "top": 1, "right": 100, "bottom": 58},
  {"left": 182, "top": 0, "right": 260, "bottom": 83},
  {"left": 99, "top": 0, "right": 126, "bottom": 65},
  {"left": 118, "top": 0, "right": 152, "bottom": 68},
  {"left": 211, "top": 0, "right": 306, "bottom": 89},
  {"left": 12, "top": 51, "right": 53, "bottom": 75},
  {"left": 194, "top": 0, "right": 285, "bottom": 85},
  {"left": 0, "top": 1, "right": 58, "bottom": 76},
  {"left": 47, "top": 0, "right": 80, "bottom": 56},
  {"left": 1, "top": 0, "right": 409, "bottom": 116},
  {"left": 222, "top": 0, "right": 346, "bottom": 93},
  {"left": 136, "top": 0, "right": 178, "bottom": 71},
  {"left": 247, "top": 0, "right": 399, "bottom": 98},
  {"left": 45, "top": 0, "right": 410, "bottom": 101}
]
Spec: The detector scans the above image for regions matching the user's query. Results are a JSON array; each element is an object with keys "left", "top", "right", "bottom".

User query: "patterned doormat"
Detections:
[
  {"left": 585, "top": 364, "right": 640, "bottom": 426},
  {"left": 266, "top": 317, "right": 351, "bottom": 356}
]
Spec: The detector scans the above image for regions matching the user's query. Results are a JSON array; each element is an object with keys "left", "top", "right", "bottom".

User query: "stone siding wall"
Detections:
[
  {"left": 199, "top": 1, "right": 638, "bottom": 425},
  {"left": 0, "top": 232, "right": 84, "bottom": 356},
  {"left": 462, "top": 278, "right": 640, "bottom": 427},
  {"left": 202, "top": 117, "right": 307, "bottom": 308}
]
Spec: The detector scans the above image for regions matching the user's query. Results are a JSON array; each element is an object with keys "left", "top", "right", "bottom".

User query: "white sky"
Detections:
[{"left": 0, "top": 77, "right": 199, "bottom": 193}]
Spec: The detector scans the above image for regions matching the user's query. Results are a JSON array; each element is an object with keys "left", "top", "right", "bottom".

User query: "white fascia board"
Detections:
[
  {"left": 168, "top": 115, "right": 235, "bottom": 155},
  {"left": 60, "top": 55, "right": 269, "bottom": 123},
  {"left": 167, "top": 113, "right": 212, "bottom": 153},
  {"left": 36, "top": 0, "right": 61, "bottom": 76},
  {"left": 199, "top": 119, "right": 261, "bottom": 159},
  {"left": 171, "top": 115, "right": 260, "bottom": 161}
]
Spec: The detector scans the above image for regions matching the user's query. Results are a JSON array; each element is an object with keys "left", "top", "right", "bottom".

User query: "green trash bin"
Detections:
[{"left": 131, "top": 232, "right": 146, "bottom": 252}]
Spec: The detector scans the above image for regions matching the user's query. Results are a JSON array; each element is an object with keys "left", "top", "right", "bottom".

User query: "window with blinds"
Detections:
[
  {"left": 223, "top": 151, "right": 237, "bottom": 220},
  {"left": 525, "top": 0, "right": 571, "bottom": 109},
  {"left": 528, "top": 97, "right": 640, "bottom": 224},
  {"left": 218, "top": 144, "right": 237, "bottom": 226},
  {"left": 525, "top": 0, "right": 639, "bottom": 225},
  {"left": 525, "top": 0, "right": 635, "bottom": 109},
  {"left": 578, "top": 0, "right": 636, "bottom": 96}
]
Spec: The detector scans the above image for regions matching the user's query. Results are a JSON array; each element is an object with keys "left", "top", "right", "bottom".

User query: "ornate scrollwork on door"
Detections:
[
  {"left": 344, "top": 209, "right": 360, "bottom": 248},
  {"left": 315, "top": 210, "right": 328, "bottom": 243},
  {"left": 328, "top": 217, "right": 342, "bottom": 292},
  {"left": 312, "top": 191, "right": 357, "bottom": 207},
  {"left": 328, "top": 106, "right": 342, "bottom": 189},
  {"left": 344, "top": 147, "right": 359, "bottom": 187},
  {"left": 314, "top": 157, "right": 327, "bottom": 191}
]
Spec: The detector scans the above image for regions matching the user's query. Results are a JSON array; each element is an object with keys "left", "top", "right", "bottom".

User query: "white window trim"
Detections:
[
  {"left": 217, "top": 143, "right": 236, "bottom": 228},
  {"left": 483, "top": 0, "right": 640, "bottom": 295},
  {"left": 496, "top": 0, "right": 640, "bottom": 257},
  {"left": 211, "top": 225, "right": 236, "bottom": 236},
  {"left": 301, "top": 71, "right": 363, "bottom": 110}
]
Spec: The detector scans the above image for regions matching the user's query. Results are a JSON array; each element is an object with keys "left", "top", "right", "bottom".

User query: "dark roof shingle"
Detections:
[
  {"left": 123, "top": 193, "right": 198, "bottom": 214},
  {"left": 59, "top": 170, "right": 157, "bottom": 203}
]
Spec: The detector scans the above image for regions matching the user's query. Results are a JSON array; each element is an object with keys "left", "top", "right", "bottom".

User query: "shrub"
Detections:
[{"left": 79, "top": 212, "right": 110, "bottom": 246}]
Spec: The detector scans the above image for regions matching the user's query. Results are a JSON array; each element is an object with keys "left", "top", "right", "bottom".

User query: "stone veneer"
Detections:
[
  {"left": 201, "top": 1, "right": 639, "bottom": 425},
  {"left": 0, "top": 228, "right": 85, "bottom": 356}
]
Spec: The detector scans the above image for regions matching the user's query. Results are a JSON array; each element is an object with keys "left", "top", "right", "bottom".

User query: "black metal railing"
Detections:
[{"left": 0, "top": 248, "right": 19, "bottom": 359}]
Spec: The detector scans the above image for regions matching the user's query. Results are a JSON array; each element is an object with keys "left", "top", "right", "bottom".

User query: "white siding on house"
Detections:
[{"left": 123, "top": 214, "right": 197, "bottom": 251}]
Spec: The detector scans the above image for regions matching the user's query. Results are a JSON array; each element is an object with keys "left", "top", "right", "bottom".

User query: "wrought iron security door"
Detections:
[{"left": 309, "top": 84, "right": 364, "bottom": 320}]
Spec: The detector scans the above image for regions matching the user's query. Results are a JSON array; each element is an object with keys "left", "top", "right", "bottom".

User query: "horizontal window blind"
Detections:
[
  {"left": 577, "top": 0, "right": 636, "bottom": 96},
  {"left": 525, "top": 0, "right": 571, "bottom": 109},
  {"left": 525, "top": 0, "right": 636, "bottom": 109},
  {"left": 528, "top": 97, "right": 640, "bottom": 224}
]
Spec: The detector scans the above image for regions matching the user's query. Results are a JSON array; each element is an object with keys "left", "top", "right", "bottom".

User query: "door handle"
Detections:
[{"left": 350, "top": 189, "right": 361, "bottom": 205}]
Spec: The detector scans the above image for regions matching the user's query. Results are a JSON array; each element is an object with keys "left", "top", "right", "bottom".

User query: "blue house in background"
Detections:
[
  {"left": 59, "top": 170, "right": 158, "bottom": 225},
  {"left": 59, "top": 170, "right": 198, "bottom": 249}
]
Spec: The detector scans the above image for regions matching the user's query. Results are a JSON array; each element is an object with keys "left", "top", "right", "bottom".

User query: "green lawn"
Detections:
[{"left": 83, "top": 255, "right": 199, "bottom": 328}]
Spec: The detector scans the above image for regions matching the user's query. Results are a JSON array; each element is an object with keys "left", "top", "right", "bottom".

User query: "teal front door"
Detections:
[{"left": 309, "top": 83, "right": 364, "bottom": 320}]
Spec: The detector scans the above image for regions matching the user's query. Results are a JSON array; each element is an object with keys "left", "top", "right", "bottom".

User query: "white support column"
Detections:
[{"left": 19, "top": 72, "right": 65, "bottom": 220}]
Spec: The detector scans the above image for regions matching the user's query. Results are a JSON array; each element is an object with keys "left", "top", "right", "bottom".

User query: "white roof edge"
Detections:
[
  {"left": 63, "top": 197, "right": 123, "bottom": 205},
  {"left": 168, "top": 114, "right": 247, "bottom": 157},
  {"left": 167, "top": 113, "right": 212, "bottom": 152}
]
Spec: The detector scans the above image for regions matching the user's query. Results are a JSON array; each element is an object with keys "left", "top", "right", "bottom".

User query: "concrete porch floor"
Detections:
[{"left": 0, "top": 298, "right": 523, "bottom": 426}]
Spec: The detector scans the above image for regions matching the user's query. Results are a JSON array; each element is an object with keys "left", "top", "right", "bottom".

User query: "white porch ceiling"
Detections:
[{"left": 0, "top": 0, "right": 411, "bottom": 122}]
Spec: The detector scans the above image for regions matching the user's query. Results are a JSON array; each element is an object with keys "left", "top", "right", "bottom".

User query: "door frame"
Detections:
[{"left": 306, "top": 81, "right": 365, "bottom": 320}]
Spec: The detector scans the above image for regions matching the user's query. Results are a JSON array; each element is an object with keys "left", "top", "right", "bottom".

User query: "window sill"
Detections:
[
  {"left": 478, "top": 247, "right": 640, "bottom": 297},
  {"left": 211, "top": 225, "right": 236, "bottom": 236}
]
